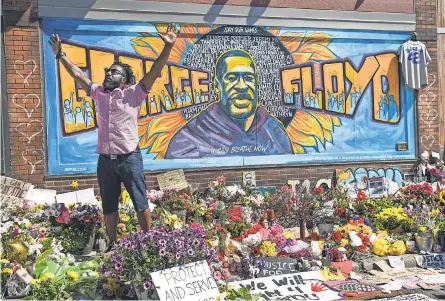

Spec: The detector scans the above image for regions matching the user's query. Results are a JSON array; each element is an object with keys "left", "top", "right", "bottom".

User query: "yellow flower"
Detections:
[
  {"left": 432, "top": 209, "right": 440, "bottom": 216},
  {"left": 418, "top": 226, "right": 426, "bottom": 233},
  {"left": 260, "top": 241, "right": 277, "bottom": 257},
  {"left": 30, "top": 279, "right": 41, "bottom": 285},
  {"left": 373, "top": 238, "right": 389, "bottom": 256},
  {"left": 1, "top": 268, "right": 12, "bottom": 275},
  {"left": 389, "top": 240, "right": 406, "bottom": 256},
  {"left": 283, "top": 231, "right": 295, "bottom": 240},
  {"left": 41, "top": 272, "right": 55, "bottom": 282},
  {"left": 340, "top": 239, "right": 349, "bottom": 247},
  {"left": 120, "top": 213, "right": 130, "bottom": 223},
  {"left": 71, "top": 181, "right": 79, "bottom": 189},
  {"left": 120, "top": 190, "right": 131, "bottom": 205},
  {"left": 67, "top": 271, "right": 79, "bottom": 282}
]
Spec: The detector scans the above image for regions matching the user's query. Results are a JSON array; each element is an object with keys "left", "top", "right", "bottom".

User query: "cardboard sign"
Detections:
[
  {"left": 55, "top": 188, "right": 97, "bottom": 205},
  {"left": 0, "top": 176, "right": 34, "bottom": 208},
  {"left": 388, "top": 256, "right": 405, "bottom": 269},
  {"left": 415, "top": 253, "right": 445, "bottom": 269},
  {"left": 157, "top": 169, "right": 189, "bottom": 191},
  {"left": 257, "top": 257, "right": 299, "bottom": 277},
  {"left": 374, "top": 260, "right": 392, "bottom": 272},
  {"left": 25, "top": 188, "right": 57, "bottom": 204},
  {"left": 231, "top": 271, "right": 340, "bottom": 301},
  {"left": 151, "top": 260, "right": 219, "bottom": 301}
]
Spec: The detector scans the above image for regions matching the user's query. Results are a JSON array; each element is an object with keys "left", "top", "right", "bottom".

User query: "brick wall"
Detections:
[
  {"left": 3, "top": 0, "right": 45, "bottom": 186},
  {"left": 2, "top": 0, "right": 440, "bottom": 193}
]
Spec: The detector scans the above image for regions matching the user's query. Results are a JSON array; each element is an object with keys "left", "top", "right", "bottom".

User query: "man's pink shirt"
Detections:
[{"left": 88, "top": 81, "right": 148, "bottom": 155}]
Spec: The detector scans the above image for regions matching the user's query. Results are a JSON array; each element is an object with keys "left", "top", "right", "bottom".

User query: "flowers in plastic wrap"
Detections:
[{"left": 242, "top": 233, "right": 262, "bottom": 247}]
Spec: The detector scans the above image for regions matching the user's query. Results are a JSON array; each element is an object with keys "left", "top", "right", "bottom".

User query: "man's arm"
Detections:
[
  {"left": 141, "top": 24, "right": 177, "bottom": 92},
  {"left": 49, "top": 34, "right": 91, "bottom": 91}
]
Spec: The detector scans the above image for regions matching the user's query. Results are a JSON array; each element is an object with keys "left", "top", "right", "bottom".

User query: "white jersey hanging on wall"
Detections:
[{"left": 399, "top": 40, "right": 431, "bottom": 90}]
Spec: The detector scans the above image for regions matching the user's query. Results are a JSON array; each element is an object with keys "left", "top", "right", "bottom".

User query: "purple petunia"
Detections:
[
  {"left": 187, "top": 249, "right": 195, "bottom": 257},
  {"left": 116, "top": 275, "right": 122, "bottom": 283},
  {"left": 159, "top": 248, "right": 167, "bottom": 256},
  {"left": 143, "top": 280, "right": 152, "bottom": 290}
]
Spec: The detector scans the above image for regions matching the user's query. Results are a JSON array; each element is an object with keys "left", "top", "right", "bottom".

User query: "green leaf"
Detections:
[{"left": 35, "top": 248, "right": 53, "bottom": 266}]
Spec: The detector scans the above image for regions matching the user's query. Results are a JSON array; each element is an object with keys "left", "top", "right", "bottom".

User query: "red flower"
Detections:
[
  {"left": 310, "top": 232, "right": 319, "bottom": 241},
  {"left": 314, "top": 186, "right": 324, "bottom": 194},
  {"left": 253, "top": 248, "right": 261, "bottom": 256},
  {"left": 358, "top": 234, "right": 370, "bottom": 247},
  {"left": 356, "top": 245, "right": 367, "bottom": 253},
  {"left": 357, "top": 189, "right": 368, "bottom": 202},
  {"left": 331, "top": 231, "right": 343, "bottom": 241},
  {"left": 218, "top": 250, "right": 225, "bottom": 261},
  {"left": 334, "top": 208, "right": 346, "bottom": 218}
]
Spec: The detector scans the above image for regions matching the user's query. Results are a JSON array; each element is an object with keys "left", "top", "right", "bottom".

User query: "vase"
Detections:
[
  {"left": 317, "top": 223, "right": 334, "bottom": 236},
  {"left": 415, "top": 232, "right": 434, "bottom": 253},
  {"left": 97, "top": 238, "right": 107, "bottom": 253},
  {"left": 81, "top": 232, "right": 96, "bottom": 255},
  {"left": 438, "top": 230, "right": 445, "bottom": 252},
  {"left": 172, "top": 210, "right": 187, "bottom": 224}
]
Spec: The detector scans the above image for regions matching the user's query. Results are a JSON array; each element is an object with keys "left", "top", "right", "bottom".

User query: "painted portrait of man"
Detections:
[{"left": 165, "top": 49, "right": 293, "bottom": 159}]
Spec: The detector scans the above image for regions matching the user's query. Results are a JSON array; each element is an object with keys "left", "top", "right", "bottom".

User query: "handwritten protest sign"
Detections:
[
  {"left": 25, "top": 188, "right": 57, "bottom": 204},
  {"left": 151, "top": 260, "right": 219, "bottom": 301},
  {"left": 230, "top": 271, "right": 340, "bottom": 301},
  {"left": 157, "top": 169, "right": 189, "bottom": 191},
  {"left": 257, "top": 257, "right": 299, "bottom": 277},
  {"left": 0, "top": 176, "right": 34, "bottom": 208},
  {"left": 415, "top": 253, "right": 445, "bottom": 269},
  {"left": 55, "top": 188, "right": 97, "bottom": 205}
]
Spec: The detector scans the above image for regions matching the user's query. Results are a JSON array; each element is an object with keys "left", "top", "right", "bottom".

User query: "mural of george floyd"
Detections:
[{"left": 43, "top": 20, "right": 416, "bottom": 175}]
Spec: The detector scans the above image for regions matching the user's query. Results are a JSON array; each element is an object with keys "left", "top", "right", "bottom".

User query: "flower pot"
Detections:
[
  {"left": 317, "top": 223, "right": 334, "bottom": 236},
  {"left": 81, "top": 232, "right": 96, "bottom": 255},
  {"left": 207, "top": 239, "right": 219, "bottom": 248},
  {"left": 415, "top": 232, "right": 434, "bottom": 253},
  {"left": 388, "top": 224, "right": 404, "bottom": 234}
]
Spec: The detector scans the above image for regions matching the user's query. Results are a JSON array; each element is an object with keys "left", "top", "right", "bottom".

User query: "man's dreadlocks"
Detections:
[{"left": 113, "top": 60, "right": 135, "bottom": 85}]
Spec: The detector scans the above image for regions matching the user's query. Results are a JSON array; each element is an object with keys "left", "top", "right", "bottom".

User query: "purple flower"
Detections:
[
  {"left": 143, "top": 280, "right": 152, "bottom": 290},
  {"left": 175, "top": 252, "right": 181, "bottom": 259},
  {"left": 159, "top": 239, "right": 166, "bottom": 246},
  {"left": 114, "top": 262, "right": 122, "bottom": 270},
  {"left": 193, "top": 239, "right": 200, "bottom": 246},
  {"left": 159, "top": 248, "right": 167, "bottom": 256},
  {"left": 116, "top": 275, "right": 122, "bottom": 283},
  {"left": 187, "top": 249, "right": 195, "bottom": 257}
]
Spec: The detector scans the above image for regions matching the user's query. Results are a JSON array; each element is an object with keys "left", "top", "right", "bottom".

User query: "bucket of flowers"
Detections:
[{"left": 57, "top": 203, "right": 102, "bottom": 255}]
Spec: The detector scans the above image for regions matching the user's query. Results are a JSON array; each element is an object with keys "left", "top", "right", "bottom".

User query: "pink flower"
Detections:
[
  {"left": 270, "top": 224, "right": 284, "bottom": 236},
  {"left": 259, "top": 229, "right": 270, "bottom": 240},
  {"left": 273, "top": 235, "right": 287, "bottom": 249},
  {"left": 213, "top": 271, "right": 222, "bottom": 280}
]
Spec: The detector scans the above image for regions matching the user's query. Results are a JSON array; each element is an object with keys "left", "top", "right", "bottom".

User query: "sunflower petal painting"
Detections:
[{"left": 43, "top": 20, "right": 416, "bottom": 175}]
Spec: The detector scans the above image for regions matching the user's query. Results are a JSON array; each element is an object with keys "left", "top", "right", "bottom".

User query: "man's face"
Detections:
[
  {"left": 217, "top": 56, "right": 258, "bottom": 119},
  {"left": 103, "top": 64, "right": 126, "bottom": 91}
]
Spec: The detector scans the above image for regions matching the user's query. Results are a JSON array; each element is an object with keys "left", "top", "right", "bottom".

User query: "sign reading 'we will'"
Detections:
[{"left": 231, "top": 271, "right": 340, "bottom": 301}]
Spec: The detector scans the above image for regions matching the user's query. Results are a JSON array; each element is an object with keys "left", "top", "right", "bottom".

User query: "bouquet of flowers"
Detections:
[
  {"left": 100, "top": 225, "right": 218, "bottom": 298},
  {"left": 374, "top": 207, "right": 413, "bottom": 232}
]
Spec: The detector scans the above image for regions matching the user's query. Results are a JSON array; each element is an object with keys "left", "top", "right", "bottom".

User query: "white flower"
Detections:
[
  {"left": 285, "top": 240, "right": 310, "bottom": 254},
  {"left": 349, "top": 231, "right": 363, "bottom": 247},
  {"left": 0, "top": 222, "right": 13, "bottom": 234},
  {"left": 242, "top": 233, "right": 262, "bottom": 247}
]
